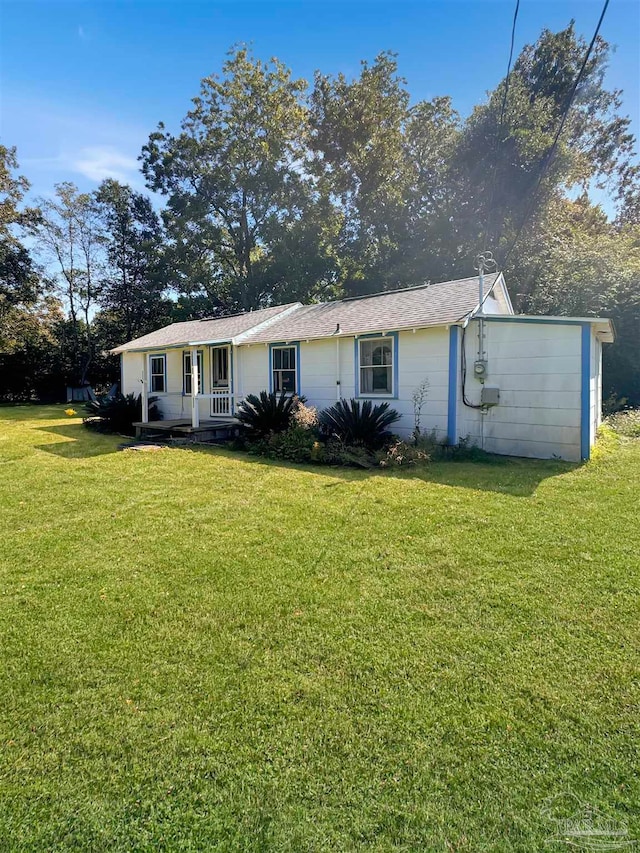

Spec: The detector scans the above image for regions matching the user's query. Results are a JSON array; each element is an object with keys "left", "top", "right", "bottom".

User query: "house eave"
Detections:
[
  {"left": 238, "top": 320, "right": 464, "bottom": 346},
  {"left": 113, "top": 313, "right": 614, "bottom": 354},
  {"left": 480, "top": 314, "right": 615, "bottom": 342},
  {"left": 111, "top": 338, "right": 234, "bottom": 355}
]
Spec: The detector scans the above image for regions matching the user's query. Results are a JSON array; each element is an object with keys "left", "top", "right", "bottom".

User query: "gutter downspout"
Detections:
[{"left": 335, "top": 323, "right": 341, "bottom": 400}]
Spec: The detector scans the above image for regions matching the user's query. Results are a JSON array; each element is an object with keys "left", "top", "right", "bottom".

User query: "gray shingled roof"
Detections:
[
  {"left": 112, "top": 274, "right": 504, "bottom": 352},
  {"left": 111, "top": 303, "right": 298, "bottom": 353},
  {"left": 240, "top": 274, "right": 502, "bottom": 343}
]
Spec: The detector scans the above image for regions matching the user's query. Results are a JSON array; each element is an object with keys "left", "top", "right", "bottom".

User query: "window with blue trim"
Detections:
[
  {"left": 150, "top": 354, "right": 166, "bottom": 393},
  {"left": 183, "top": 351, "right": 203, "bottom": 395},
  {"left": 272, "top": 346, "right": 297, "bottom": 394},
  {"left": 358, "top": 338, "right": 393, "bottom": 395}
]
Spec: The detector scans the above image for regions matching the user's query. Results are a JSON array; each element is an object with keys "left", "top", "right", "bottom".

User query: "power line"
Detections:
[
  {"left": 498, "top": 0, "right": 521, "bottom": 137},
  {"left": 483, "top": 0, "right": 520, "bottom": 249},
  {"left": 501, "top": 0, "right": 611, "bottom": 268}
]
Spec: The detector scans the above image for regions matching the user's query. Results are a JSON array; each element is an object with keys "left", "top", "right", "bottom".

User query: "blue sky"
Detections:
[{"left": 1, "top": 0, "right": 638, "bottom": 209}]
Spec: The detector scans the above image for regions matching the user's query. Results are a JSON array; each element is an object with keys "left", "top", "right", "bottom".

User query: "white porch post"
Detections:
[
  {"left": 191, "top": 346, "right": 200, "bottom": 429},
  {"left": 141, "top": 355, "right": 149, "bottom": 423}
]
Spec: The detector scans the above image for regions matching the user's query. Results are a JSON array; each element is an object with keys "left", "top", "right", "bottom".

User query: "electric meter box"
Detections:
[
  {"left": 481, "top": 386, "right": 500, "bottom": 407},
  {"left": 473, "top": 359, "right": 488, "bottom": 379}
]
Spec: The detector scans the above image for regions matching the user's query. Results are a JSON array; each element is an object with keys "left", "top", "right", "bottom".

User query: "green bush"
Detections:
[
  {"left": 320, "top": 399, "right": 400, "bottom": 450},
  {"left": 83, "top": 393, "right": 160, "bottom": 436},
  {"left": 236, "top": 391, "right": 305, "bottom": 439},
  {"left": 250, "top": 425, "right": 318, "bottom": 463},
  {"left": 248, "top": 428, "right": 377, "bottom": 469}
]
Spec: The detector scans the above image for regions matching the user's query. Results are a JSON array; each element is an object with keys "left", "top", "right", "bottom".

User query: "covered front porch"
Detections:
[{"left": 139, "top": 344, "right": 237, "bottom": 431}]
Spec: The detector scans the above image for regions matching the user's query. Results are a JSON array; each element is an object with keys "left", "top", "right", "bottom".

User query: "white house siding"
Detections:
[
  {"left": 590, "top": 332, "right": 602, "bottom": 446},
  {"left": 121, "top": 316, "right": 605, "bottom": 462},
  {"left": 121, "top": 351, "right": 144, "bottom": 397},
  {"left": 457, "top": 319, "right": 584, "bottom": 461},
  {"left": 482, "top": 291, "right": 507, "bottom": 315},
  {"left": 299, "top": 337, "right": 353, "bottom": 411},
  {"left": 237, "top": 344, "right": 270, "bottom": 402},
  {"left": 234, "top": 328, "right": 451, "bottom": 441},
  {"left": 394, "top": 327, "right": 450, "bottom": 440},
  {"left": 236, "top": 337, "right": 354, "bottom": 410}
]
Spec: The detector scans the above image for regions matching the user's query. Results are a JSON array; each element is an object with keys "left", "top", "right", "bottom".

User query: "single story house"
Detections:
[{"left": 112, "top": 273, "right": 614, "bottom": 461}]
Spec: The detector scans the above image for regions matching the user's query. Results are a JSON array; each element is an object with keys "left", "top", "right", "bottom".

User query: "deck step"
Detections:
[{"left": 132, "top": 419, "right": 242, "bottom": 443}]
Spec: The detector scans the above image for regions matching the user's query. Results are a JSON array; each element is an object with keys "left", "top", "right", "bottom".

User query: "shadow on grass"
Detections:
[
  {"left": 31, "top": 422, "right": 577, "bottom": 496},
  {"left": 34, "top": 424, "right": 121, "bottom": 458},
  {"left": 405, "top": 457, "right": 577, "bottom": 496},
  {"left": 180, "top": 443, "right": 578, "bottom": 498}
]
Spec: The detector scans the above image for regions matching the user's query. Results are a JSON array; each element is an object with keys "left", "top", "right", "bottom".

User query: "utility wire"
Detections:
[
  {"left": 460, "top": 324, "right": 485, "bottom": 410},
  {"left": 498, "top": 0, "right": 520, "bottom": 132},
  {"left": 484, "top": 0, "right": 520, "bottom": 249},
  {"left": 501, "top": 0, "right": 611, "bottom": 268}
]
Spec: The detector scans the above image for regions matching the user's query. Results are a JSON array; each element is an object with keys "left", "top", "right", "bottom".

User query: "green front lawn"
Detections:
[{"left": 0, "top": 406, "right": 638, "bottom": 851}]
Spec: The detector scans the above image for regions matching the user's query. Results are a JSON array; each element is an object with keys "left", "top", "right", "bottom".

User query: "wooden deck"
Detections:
[{"left": 132, "top": 418, "right": 241, "bottom": 442}]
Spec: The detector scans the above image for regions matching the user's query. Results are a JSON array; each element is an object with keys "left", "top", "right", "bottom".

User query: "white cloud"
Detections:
[
  {"left": 4, "top": 90, "right": 156, "bottom": 198},
  {"left": 78, "top": 25, "right": 86, "bottom": 40},
  {"left": 72, "top": 146, "right": 139, "bottom": 183}
]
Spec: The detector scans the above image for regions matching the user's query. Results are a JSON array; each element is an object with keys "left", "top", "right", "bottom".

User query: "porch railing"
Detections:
[
  {"left": 209, "top": 390, "right": 232, "bottom": 416},
  {"left": 142, "top": 387, "right": 241, "bottom": 423}
]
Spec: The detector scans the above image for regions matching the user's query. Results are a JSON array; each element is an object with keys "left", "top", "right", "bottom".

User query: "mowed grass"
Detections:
[{"left": 0, "top": 406, "right": 638, "bottom": 852}]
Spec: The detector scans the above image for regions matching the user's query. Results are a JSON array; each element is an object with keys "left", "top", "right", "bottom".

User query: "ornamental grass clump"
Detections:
[
  {"left": 236, "top": 391, "right": 306, "bottom": 439},
  {"left": 319, "top": 398, "right": 401, "bottom": 450}
]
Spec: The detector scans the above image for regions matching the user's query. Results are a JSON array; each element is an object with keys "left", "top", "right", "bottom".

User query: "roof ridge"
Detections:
[
  {"left": 198, "top": 301, "right": 297, "bottom": 322},
  {"left": 341, "top": 282, "right": 430, "bottom": 303},
  {"left": 338, "top": 273, "right": 499, "bottom": 304}
]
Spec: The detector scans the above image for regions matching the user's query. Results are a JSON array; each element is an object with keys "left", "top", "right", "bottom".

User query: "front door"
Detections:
[{"left": 210, "top": 345, "right": 231, "bottom": 416}]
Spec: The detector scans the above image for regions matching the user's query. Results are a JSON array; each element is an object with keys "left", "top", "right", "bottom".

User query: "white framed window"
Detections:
[
  {"left": 183, "top": 351, "right": 203, "bottom": 395},
  {"left": 271, "top": 345, "right": 297, "bottom": 394},
  {"left": 150, "top": 354, "right": 166, "bottom": 393},
  {"left": 358, "top": 337, "right": 394, "bottom": 396}
]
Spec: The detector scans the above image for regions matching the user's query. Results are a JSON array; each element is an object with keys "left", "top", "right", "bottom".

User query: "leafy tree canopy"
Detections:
[
  {"left": 141, "top": 46, "right": 338, "bottom": 311},
  {"left": 2, "top": 24, "right": 640, "bottom": 405}
]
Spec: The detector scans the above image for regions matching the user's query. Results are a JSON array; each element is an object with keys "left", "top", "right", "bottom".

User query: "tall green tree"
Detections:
[
  {"left": 308, "top": 27, "right": 639, "bottom": 296},
  {"left": 33, "top": 183, "right": 104, "bottom": 385},
  {"left": 399, "top": 96, "right": 461, "bottom": 283},
  {"left": 455, "top": 23, "right": 638, "bottom": 266},
  {"left": 309, "top": 52, "right": 416, "bottom": 293},
  {"left": 141, "top": 46, "right": 336, "bottom": 312},
  {"left": 0, "top": 145, "right": 43, "bottom": 353},
  {"left": 94, "top": 178, "right": 169, "bottom": 342},
  {"left": 0, "top": 146, "right": 67, "bottom": 400}
]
